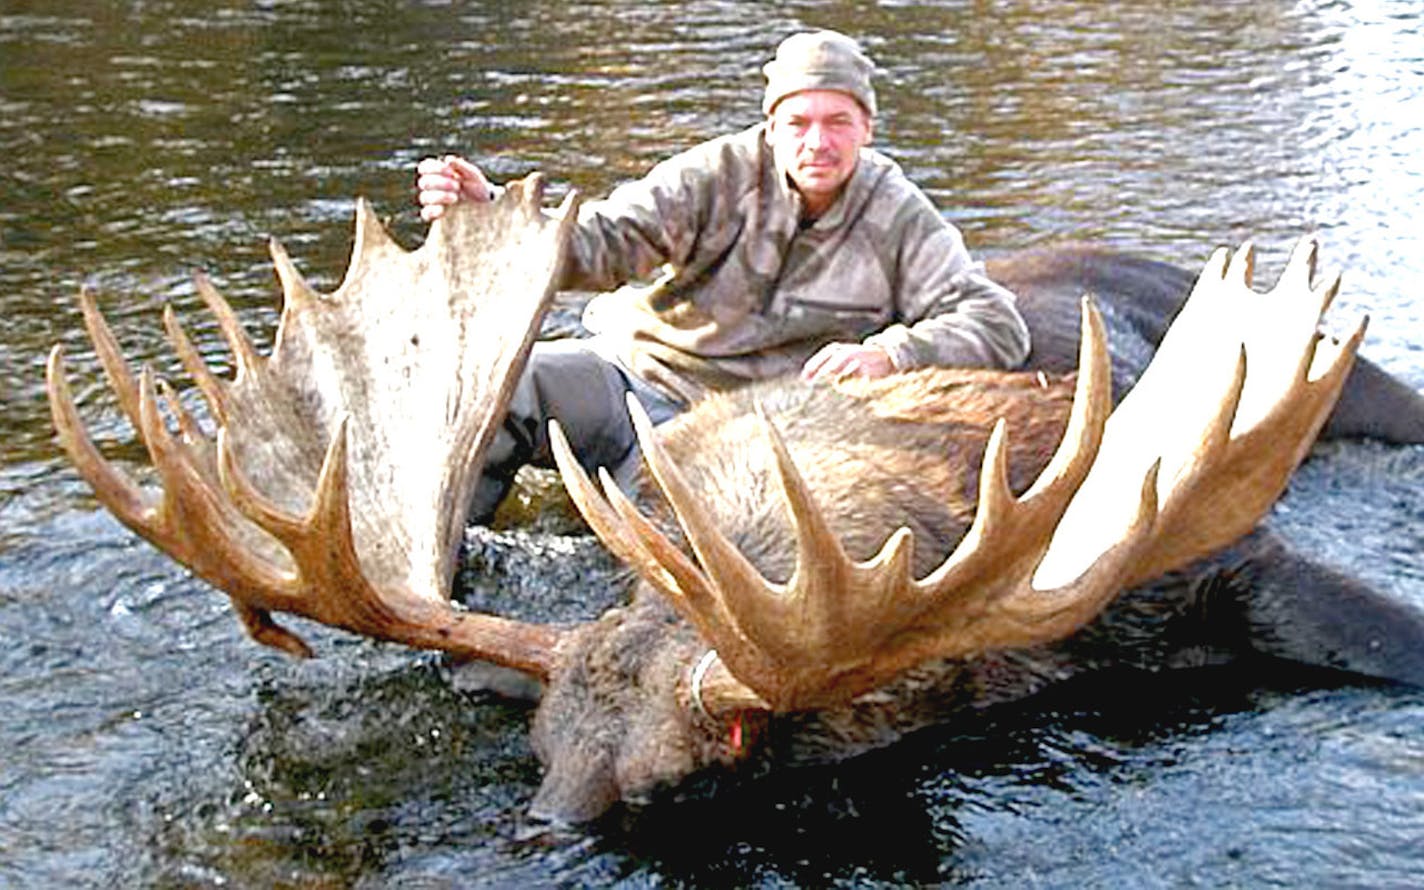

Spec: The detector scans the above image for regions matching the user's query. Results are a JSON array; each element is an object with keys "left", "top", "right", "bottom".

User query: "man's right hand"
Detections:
[{"left": 416, "top": 155, "right": 495, "bottom": 222}]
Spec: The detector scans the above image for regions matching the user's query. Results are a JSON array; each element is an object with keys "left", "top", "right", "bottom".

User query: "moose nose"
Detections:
[{"left": 528, "top": 750, "right": 622, "bottom": 824}]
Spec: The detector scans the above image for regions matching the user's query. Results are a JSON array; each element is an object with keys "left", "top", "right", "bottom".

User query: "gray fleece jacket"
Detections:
[{"left": 560, "top": 123, "right": 1030, "bottom": 404}]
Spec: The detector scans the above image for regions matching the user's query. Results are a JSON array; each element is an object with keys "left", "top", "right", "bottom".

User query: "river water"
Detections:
[{"left": 2, "top": 1, "right": 1422, "bottom": 887}]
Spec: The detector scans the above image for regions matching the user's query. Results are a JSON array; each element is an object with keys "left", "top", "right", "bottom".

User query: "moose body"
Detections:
[
  {"left": 48, "top": 185, "right": 1424, "bottom": 826},
  {"left": 528, "top": 340, "right": 1424, "bottom": 822}
]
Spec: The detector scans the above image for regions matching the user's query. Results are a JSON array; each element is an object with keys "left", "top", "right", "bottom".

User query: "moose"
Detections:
[{"left": 47, "top": 177, "right": 1424, "bottom": 824}]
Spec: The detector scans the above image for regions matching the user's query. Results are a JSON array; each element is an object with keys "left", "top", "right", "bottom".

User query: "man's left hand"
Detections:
[{"left": 800, "top": 342, "right": 896, "bottom": 383}]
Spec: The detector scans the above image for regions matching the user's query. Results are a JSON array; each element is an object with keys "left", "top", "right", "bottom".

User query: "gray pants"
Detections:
[{"left": 471, "top": 338, "right": 683, "bottom": 522}]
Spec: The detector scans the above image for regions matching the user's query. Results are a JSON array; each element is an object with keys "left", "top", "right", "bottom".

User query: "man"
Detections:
[{"left": 417, "top": 30, "right": 1030, "bottom": 519}]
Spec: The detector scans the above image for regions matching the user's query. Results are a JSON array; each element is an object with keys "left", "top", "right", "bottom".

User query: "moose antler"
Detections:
[
  {"left": 47, "top": 179, "right": 575, "bottom": 676},
  {"left": 552, "top": 237, "right": 1363, "bottom": 712}
]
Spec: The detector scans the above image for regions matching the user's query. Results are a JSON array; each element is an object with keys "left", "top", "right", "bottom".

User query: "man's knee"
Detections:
[{"left": 519, "top": 341, "right": 640, "bottom": 470}]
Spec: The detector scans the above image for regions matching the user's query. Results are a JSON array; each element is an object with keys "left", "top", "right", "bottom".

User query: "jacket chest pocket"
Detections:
[
  {"left": 775, "top": 253, "right": 894, "bottom": 332},
  {"left": 777, "top": 293, "right": 892, "bottom": 342},
  {"left": 772, "top": 230, "right": 893, "bottom": 313}
]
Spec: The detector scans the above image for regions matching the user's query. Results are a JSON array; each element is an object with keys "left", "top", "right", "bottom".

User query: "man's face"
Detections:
[{"left": 766, "top": 90, "right": 873, "bottom": 216}]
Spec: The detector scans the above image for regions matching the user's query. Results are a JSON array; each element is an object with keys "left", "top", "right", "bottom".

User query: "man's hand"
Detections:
[
  {"left": 416, "top": 155, "right": 495, "bottom": 222},
  {"left": 800, "top": 342, "right": 896, "bottom": 383}
]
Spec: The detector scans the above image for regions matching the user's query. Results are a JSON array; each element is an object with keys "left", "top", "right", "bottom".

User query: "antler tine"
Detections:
[
  {"left": 155, "top": 376, "right": 206, "bottom": 446},
  {"left": 76, "top": 287, "right": 143, "bottom": 430},
  {"left": 230, "top": 601, "right": 314, "bottom": 658},
  {"left": 1020, "top": 296, "right": 1115, "bottom": 502},
  {"left": 757, "top": 400, "right": 923, "bottom": 663},
  {"left": 755, "top": 398, "right": 852, "bottom": 578},
  {"left": 598, "top": 468, "right": 730, "bottom": 624},
  {"left": 848, "top": 297, "right": 1127, "bottom": 660},
  {"left": 1278, "top": 234, "right": 1340, "bottom": 318},
  {"left": 550, "top": 417, "right": 773, "bottom": 686},
  {"left": 136, "top": 364, "right": 302, "bottom": 604},
  {"left": 214, "top": 423, "right": 300, "bottom": 540},
  {"left": 563, "top": 406, "right": 782, "bottom": 657},
  {"left": 755, "top": 400, "right": 865, "bottom": 606},
  {"left": 625, "top": 394, "right": 783, "bottom": 628},
  {"left": 1227, "top": 240, "right": 1255, "bottom": 289},
  {"left": 549, "top": 418, "right": 694, "bottom": 609},
  {"left": 46, "top": 344, "right": 153, "bottom": 527},
  {"left": 623, "top": 392, "right": 871, "bottom": 702},
  {"left": 549, "top": 419, "right": 665, "bottom": 586},
  {"left": 162, "top": 302, "right": 232, "bottom": 427},
  {"left": 217, "top": 406, "right": 566, "bottom": 673},
  {"left": 193, "top": 270, "right": 262, "bottom": 384},
  {"left": 1279, "top": 235, "right": 1318, "bottom": 295},
  {"left": 308, "top": 415, "right": 417, "bottom": 631},
  {"left": 914, "top": 299, "right": 1114, "bottom": 601},
  {"left": 275, "top": 221, "right": 327, "bottom": 312},
  {"left": 619, "top": 390, "right": 919, "bottom": 684}
]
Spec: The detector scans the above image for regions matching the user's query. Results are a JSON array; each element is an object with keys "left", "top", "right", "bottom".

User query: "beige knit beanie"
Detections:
[{"left": 761, "top": 30, "right": 877, "bottom": 117}]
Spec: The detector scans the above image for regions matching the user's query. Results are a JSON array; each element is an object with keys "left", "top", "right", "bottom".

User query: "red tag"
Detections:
[{"left": 729, "top": 714, "right": 744, "bottom": 753}]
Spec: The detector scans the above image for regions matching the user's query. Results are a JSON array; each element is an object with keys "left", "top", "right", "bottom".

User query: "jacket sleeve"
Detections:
[
  {"left": 558, "top": 144, "right": 723, "bottom": 292},
  {"left": 862, "top": 196, "right": 1031, "bottom": 371}
]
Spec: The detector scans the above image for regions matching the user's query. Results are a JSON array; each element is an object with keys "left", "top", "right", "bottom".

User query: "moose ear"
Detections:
[{"left": 47, "top": 181, "right": 575, "bottom": 673}]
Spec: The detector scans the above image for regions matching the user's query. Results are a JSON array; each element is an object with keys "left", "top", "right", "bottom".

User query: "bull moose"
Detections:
[{"left": 46, "top": 178, "right": 1424, "bottom": 824}]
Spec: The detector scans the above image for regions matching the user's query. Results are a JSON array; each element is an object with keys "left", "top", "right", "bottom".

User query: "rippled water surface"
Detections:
[{"left": 3, "top": 1, "right": 1423, "bottom": 887}]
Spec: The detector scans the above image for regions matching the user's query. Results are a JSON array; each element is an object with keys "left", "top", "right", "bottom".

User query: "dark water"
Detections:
[{"left": 3, "top": 1, "right": 1423, "bottom": 886}]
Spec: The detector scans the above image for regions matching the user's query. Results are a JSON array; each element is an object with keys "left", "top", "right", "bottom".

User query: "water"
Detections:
[{"left": 3, "top": 1, "right": 1423, "bottom": 886}]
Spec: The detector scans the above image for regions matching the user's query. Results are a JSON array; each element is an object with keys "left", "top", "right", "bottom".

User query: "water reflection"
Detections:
[{"left": 3, "top": 0, "right": 1423, "bottom": 886}]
